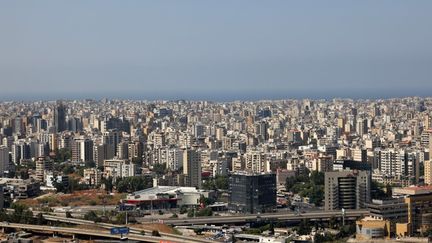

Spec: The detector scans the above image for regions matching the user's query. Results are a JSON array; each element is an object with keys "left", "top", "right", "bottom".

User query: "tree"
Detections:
[
  {"left": 202, "top": 175, "right": 229, "bottom": 191},
  {"left": 115, "top": 176, "right": 152, "bottom": 193},
  {"left": 286, "top": 170, "right": 324, "bottom": 206},
  {"left": 19, "top": 169, "right": 30, "bottom": 179},
  {"left": 85, "top": 161, "right": 96, "bottom": 168},
  {"left": 307, "top": 185, "right": 324, "bottom": 206},
  {"left": 338, "top": 224, "right": 356, "bottom": 238},
  {"left": 188, "top": 207, "right": 213, "bottom": 217},
  {"left": 180, "top": 205, "right": 188, "bottom": 214},
  {"left": 329, "top": 216, "right": 338, "bottom": 229},
  {"left": 0, "top": 210, "right": 9, "bottom": 222},
  {"left": 84, "top": 211, "right": 101, "bottom": 223},
  {"left": 152, "top": 163, "right": 167, "bottom": 175},
  {"left": 315, "top": 233, "right": 336, "bottom": 243},
  {"left": 115, "top": 212, "right": 127, "bottom": 224},
  {"left": 285, "top": 176, "right": 297, "bottom": 192},
  {"left": 371, "top": 181, "right": 388, "bottom": 200},
  {"left": 297, "top": 219, "right": 312, "bottom": 235},
  {"left": 10, "top": 204, "right": 33, "bottom": 224},
  {"left": 200, "top": 195, "right": 215, "bottom": 207},
  {"left": 310, "top": 171, "right": 324, "bottom": 185},
  {"left": 102, "top": 176, "right": 114, "bottom": 193},
  {"left": 62, "top": 164, "right": 75, "bottom": 175},
  {"left": 36, "top": 213, "right": 47, "bottom": 225},
  {"left": 214, "top": 175, "right": 229, "bottom": 190},
  {"left": 52, "top": 176, "right": 66, "bottom": 193},
  {"left": 55, "top": 148, "right": 72, "bottom": 162}
]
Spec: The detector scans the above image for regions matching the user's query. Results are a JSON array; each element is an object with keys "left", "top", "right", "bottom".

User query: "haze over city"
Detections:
[{"left": 1, "top": 1, "right": 432, "bottom": 100}]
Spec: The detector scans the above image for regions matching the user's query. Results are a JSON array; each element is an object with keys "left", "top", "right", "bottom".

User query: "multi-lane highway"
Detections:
[
  {"left": 17, "top": 209, "right": 368, "bottom": 242},
  {"left": 160, "top": 209, "right": 369, "bottom": 225},
  {"left": 41, "top": 214, "right": 215, "bottom": 243},
  {"left": 0, "top": 222, "right": 163, "bottom": 242},
  {"left": 42, "top": 209, "right": 368, "bottom": 227}
]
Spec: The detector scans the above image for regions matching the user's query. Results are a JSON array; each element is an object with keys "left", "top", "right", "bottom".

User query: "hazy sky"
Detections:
[{"left": 1, "top": 1, "right": 432, "bottom": 100}]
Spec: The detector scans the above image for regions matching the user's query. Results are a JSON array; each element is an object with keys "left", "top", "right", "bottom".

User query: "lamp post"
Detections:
[{"left": 342, "top": 208, "right": 346, "bottom": 226}]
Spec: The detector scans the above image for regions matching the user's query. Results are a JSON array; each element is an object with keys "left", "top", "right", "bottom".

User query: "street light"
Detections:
[{"left": 342, "top": 208, "right": 346, "bottom": 226}]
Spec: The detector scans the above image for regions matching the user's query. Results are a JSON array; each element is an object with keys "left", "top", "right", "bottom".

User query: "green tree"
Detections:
[
  {"left": 152, "top": 163, "right": 167, "bottom": 175},
  {"left": 84, "top": 211, "right": 101, "bottom": 223},
  {"left": 310, "top": 171, "right": 325, "bottom": 185},
  {"left": 215, "top": 175, "right": 229, "bottom": 190},
  {"left": 329, "top": 216, "right": 338, "bottom": 229},
  {"left": 10, "top": 204, "right": 33, "bottom": 224},
  {"left": 179, "top": 205, "right": 188, "bottom": 214},
  {"left": 188, "top": 207, "right": 213, "bottom": 217},
  {"left": 62, "top": 164, "right": 75, "bottom": 175},
  {"left": 297, "top": 219, "right": 312, "bottom": 235},
  {"left": 338, "top": 224, "right": 356, "bottom": 238},
  {"left": 102, "top": 176, "right": 114, "bottom": 193},
  {"left": 315, "top": 233, "right": 336, "bottom": 243},
  {"left": 115, "top": 176, "right": 152, "bottom": 193},
  {"left": 19, "top": 169, "right": 30, "bottom": 179},
  {"left": 36, "top": 213, "right": 47, "bottom": 225},
  {"left": 371, "top": 181, "right": 388, "bottom": 200},
  {"left": 55, "top": 148, "right": 72, "bottom": 162},
  {"left": 85, "top": 161, "right": 96, "bottom": 168}
]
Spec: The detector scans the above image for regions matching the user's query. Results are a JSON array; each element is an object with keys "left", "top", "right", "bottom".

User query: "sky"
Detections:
[{"left": 1, "top": 1, "right": 432, "bottom": 101}]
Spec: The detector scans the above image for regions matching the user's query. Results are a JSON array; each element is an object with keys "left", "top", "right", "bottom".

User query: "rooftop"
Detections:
[{"left": 129, "top": 186, "right": 199, "bottom": 197}]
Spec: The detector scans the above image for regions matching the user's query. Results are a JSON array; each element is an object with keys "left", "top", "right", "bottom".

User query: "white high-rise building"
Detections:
[
  {"left": 245, "top": 151, "right": 266, "bottom": 173},
  {"left": 167, "top": 148, "right": 183, "bottom": 171},
  {"left": 379, "top": 149, "right": 419, "bottom": 184}
]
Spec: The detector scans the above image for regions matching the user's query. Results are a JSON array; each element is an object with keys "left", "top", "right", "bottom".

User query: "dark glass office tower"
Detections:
[
  {"left": 229, "top": 172, "right": 276, "bottom": 214},
  {"left": 55, "top": 102, "right": 67, "bottom": 132}
]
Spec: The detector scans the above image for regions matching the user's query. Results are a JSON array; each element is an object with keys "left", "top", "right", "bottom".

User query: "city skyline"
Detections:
[
  {"left": 1, "top": 1, "right": 432, "bottom": 100},
  {"left": 2, "top": 1, "right": 432, "bottom": 241}
]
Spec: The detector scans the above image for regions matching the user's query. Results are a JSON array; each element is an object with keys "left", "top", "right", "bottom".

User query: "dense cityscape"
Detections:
[{"left": 0, "top": 97, "right": 431, "bottom": 242}]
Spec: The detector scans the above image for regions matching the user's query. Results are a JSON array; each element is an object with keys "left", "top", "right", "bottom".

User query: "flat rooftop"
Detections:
[{"left": 129, "top": 186, "right": 199, "bottom": 196}]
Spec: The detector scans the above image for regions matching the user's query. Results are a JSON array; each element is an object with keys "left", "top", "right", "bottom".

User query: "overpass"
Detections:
[
  {"left": 41, "top": 209, "right": 369, "bottom": 227},
  {"left": 160, "top": 209, "right": 369, "bottom": 225},
  {"left": 0, "top": 222, "right": 163, "bottom": 242},
  {"left": 41, "top": 214, "right": 214, "bottom": 243}
]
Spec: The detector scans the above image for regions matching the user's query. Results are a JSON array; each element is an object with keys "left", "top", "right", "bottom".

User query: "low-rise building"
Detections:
[
  {"left": 367, "top": 198, "right": 408, "bottom": 233},
  {"left": 45, "top": 173, "right": 69, "bottom": 189},
  {"left": 356, "top": 217, "right": 391, "bottom": 240},
  {"left": 0, "top": 178, "right": 40, "bottom": 199},
  {"left": 83, "top": 168, "right": 102, "bottom": 186},
  {"left": 123, "top": 186, "right": 209, "bottom": 209},
  {"left": 104, "top": 159, "right": 137, "bottom": 181}
]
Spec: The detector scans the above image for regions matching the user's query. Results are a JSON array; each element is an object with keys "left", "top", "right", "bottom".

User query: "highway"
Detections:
[
  {"left": 0, "top": 209, "right": 368, "bottom": 242},
  {"left": 160, "top": 209, "right": 369, "bottom": 225},
  {"left": 41, "top": 214, "right": 215, "bottom": 243},
  {"left": 41, "top": 209, "right": 369, "bottom": 227},
  {"left": 0, "top": 222, "right": 163, "bottom": 242}
]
